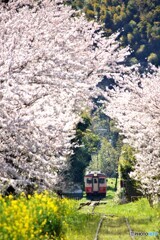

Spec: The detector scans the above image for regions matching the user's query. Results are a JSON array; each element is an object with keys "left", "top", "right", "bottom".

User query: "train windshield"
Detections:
[
  {"left": 94, "top": 178, "right": 98, "bottom": 183},
  {"left": 86, "top": 178, "right": 92, "bottom": 184},
  {"left": 99, "top": 178, "right": 105, "bottom": 184}
]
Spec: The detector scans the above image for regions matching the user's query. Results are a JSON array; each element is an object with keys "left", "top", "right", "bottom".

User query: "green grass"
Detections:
[
  {"left": 66, "top": 213, "right": 100, "bottom": 240},
  {"left": 95, "top": 180, "right": 160, "bottom": 240},
  {"left": 65, "top": 178, "right": 160, "bottom": 240},
  {"left": 106, "top": 177, "right": 117, "bottom": 201},
  {"left": 95, "top": 199, "right": 160, "bottom": 239},
  {"left": 99, "top": 216, "right": 130, "bottom": 240}
]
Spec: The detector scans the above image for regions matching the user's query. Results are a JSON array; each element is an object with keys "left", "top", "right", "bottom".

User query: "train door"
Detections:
[{"left": 93, "top": 177, "right": 98, "bottom": 192}]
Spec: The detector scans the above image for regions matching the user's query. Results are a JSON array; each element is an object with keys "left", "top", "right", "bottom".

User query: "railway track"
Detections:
[
  {"left": 78, "top": 200, "right": 135, "bottom": 240},
  {"left": 78, "top": 200, "right": 107, "bottom": 212},
  {"left": 94, "top": 215, "right": 135, "bottom": 240}
]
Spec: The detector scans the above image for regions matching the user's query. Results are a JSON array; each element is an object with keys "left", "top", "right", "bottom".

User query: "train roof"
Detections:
[{"left": 84, "top": 171, "right": 106, "bottom": 177}]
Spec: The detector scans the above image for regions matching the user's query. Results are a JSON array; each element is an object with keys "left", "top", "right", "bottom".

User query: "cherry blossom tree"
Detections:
[
  {"left": 0, "top": 0, "right": 130, "bottom": 193},
  {"left": 103, "top": 66, "right": 160, "bottom": 204}
]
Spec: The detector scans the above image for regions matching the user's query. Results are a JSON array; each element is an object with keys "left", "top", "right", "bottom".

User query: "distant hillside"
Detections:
[{"left": 68, "top": 0, "right": 160, "bottom": 66}]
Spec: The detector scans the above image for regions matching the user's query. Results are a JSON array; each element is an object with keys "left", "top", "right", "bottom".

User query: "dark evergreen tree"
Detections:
[{"left": 69, "top": 0, "right": 160, "bottom": 66}]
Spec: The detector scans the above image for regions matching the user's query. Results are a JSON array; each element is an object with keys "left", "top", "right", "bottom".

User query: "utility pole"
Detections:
[{"left": 97, "top": 152, "right": 99, "bottom": 170}]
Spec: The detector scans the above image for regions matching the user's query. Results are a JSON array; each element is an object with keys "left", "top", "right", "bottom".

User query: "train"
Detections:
[{"left": 84, "top": 171, "right": 107, "bottom": 198}]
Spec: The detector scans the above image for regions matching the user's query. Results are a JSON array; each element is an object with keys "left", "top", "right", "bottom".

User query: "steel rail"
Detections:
[
  {"left": 125, "top": 217, "right": 135, "bottom": 240},
  {"left": 94, "top": 215, "right": 106, "bottom": 240},
  {"left": 78, "top": 200, "right": 134, "bottom": 240}
]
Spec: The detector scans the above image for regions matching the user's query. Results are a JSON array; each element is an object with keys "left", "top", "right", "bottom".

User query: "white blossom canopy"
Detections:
[
  {"left": 103, "top": 66, "right": 160, "bottom": 201},
  {"left": 0, "top": 0, "right": 129, "bottom": 191}
]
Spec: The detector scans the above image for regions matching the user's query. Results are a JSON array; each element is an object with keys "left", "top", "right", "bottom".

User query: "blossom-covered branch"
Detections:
[
  {"left": 103, "top": 66, "right": 160, "bottom": 204},
  {"left": 0, "top": 0, "right": 129, "bottom": 192}
]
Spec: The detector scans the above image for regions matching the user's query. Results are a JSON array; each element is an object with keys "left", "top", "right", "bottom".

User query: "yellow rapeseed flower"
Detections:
[
  {"left": 41, "top": 219, "right": 47, "bottom": 226},
  {"left": 0, "top": 191, "right": 78, "bottom": 240}
]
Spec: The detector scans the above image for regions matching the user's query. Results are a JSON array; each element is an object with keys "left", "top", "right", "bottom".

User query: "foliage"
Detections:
[
  {"left": 89, "top": 138, "right": 119, "bottom": 177},
  {"left": 119, "top": 144, "right": 135, "bottom": 170},
  {"left": 148, "top": 52, "right": 159, "bottom": 65},
  {"left": 66, "top": 111, "right": 96, "bottom": 184},
  {"left": 119, "top": 144, "right": 141, "bottom": 201},
  {"left": 69, "top": 0, "right": 160, "bottom": 66},
  {"left": 0, "top": 192, "right": 78, "bottom": 240},
  {"left": 87, "top": 109, "right": 123, "bottom": 177},
  {"left": 106, "top": 177, "right": 117, "bottom": 199}
]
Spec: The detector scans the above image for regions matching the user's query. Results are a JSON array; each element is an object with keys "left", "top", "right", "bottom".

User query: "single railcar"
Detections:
[{"left": 84, "top": 171, "right": 107, "bottom": 198}]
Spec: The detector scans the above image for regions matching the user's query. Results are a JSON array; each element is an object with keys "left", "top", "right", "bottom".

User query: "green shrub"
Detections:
[{"left": 148, "top": 52, "right": 158, "bottom": 65}]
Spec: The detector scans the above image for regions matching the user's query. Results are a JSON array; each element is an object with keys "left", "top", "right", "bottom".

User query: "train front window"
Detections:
[
  {"left": 87, "top": 178, "right": 92, "bottom": 184},
  {"left": 99, "top": 178, "right": 105, "bottom": 184},
  {"left": 94, "top": 178, "right": 98, "bottom": 183}
]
